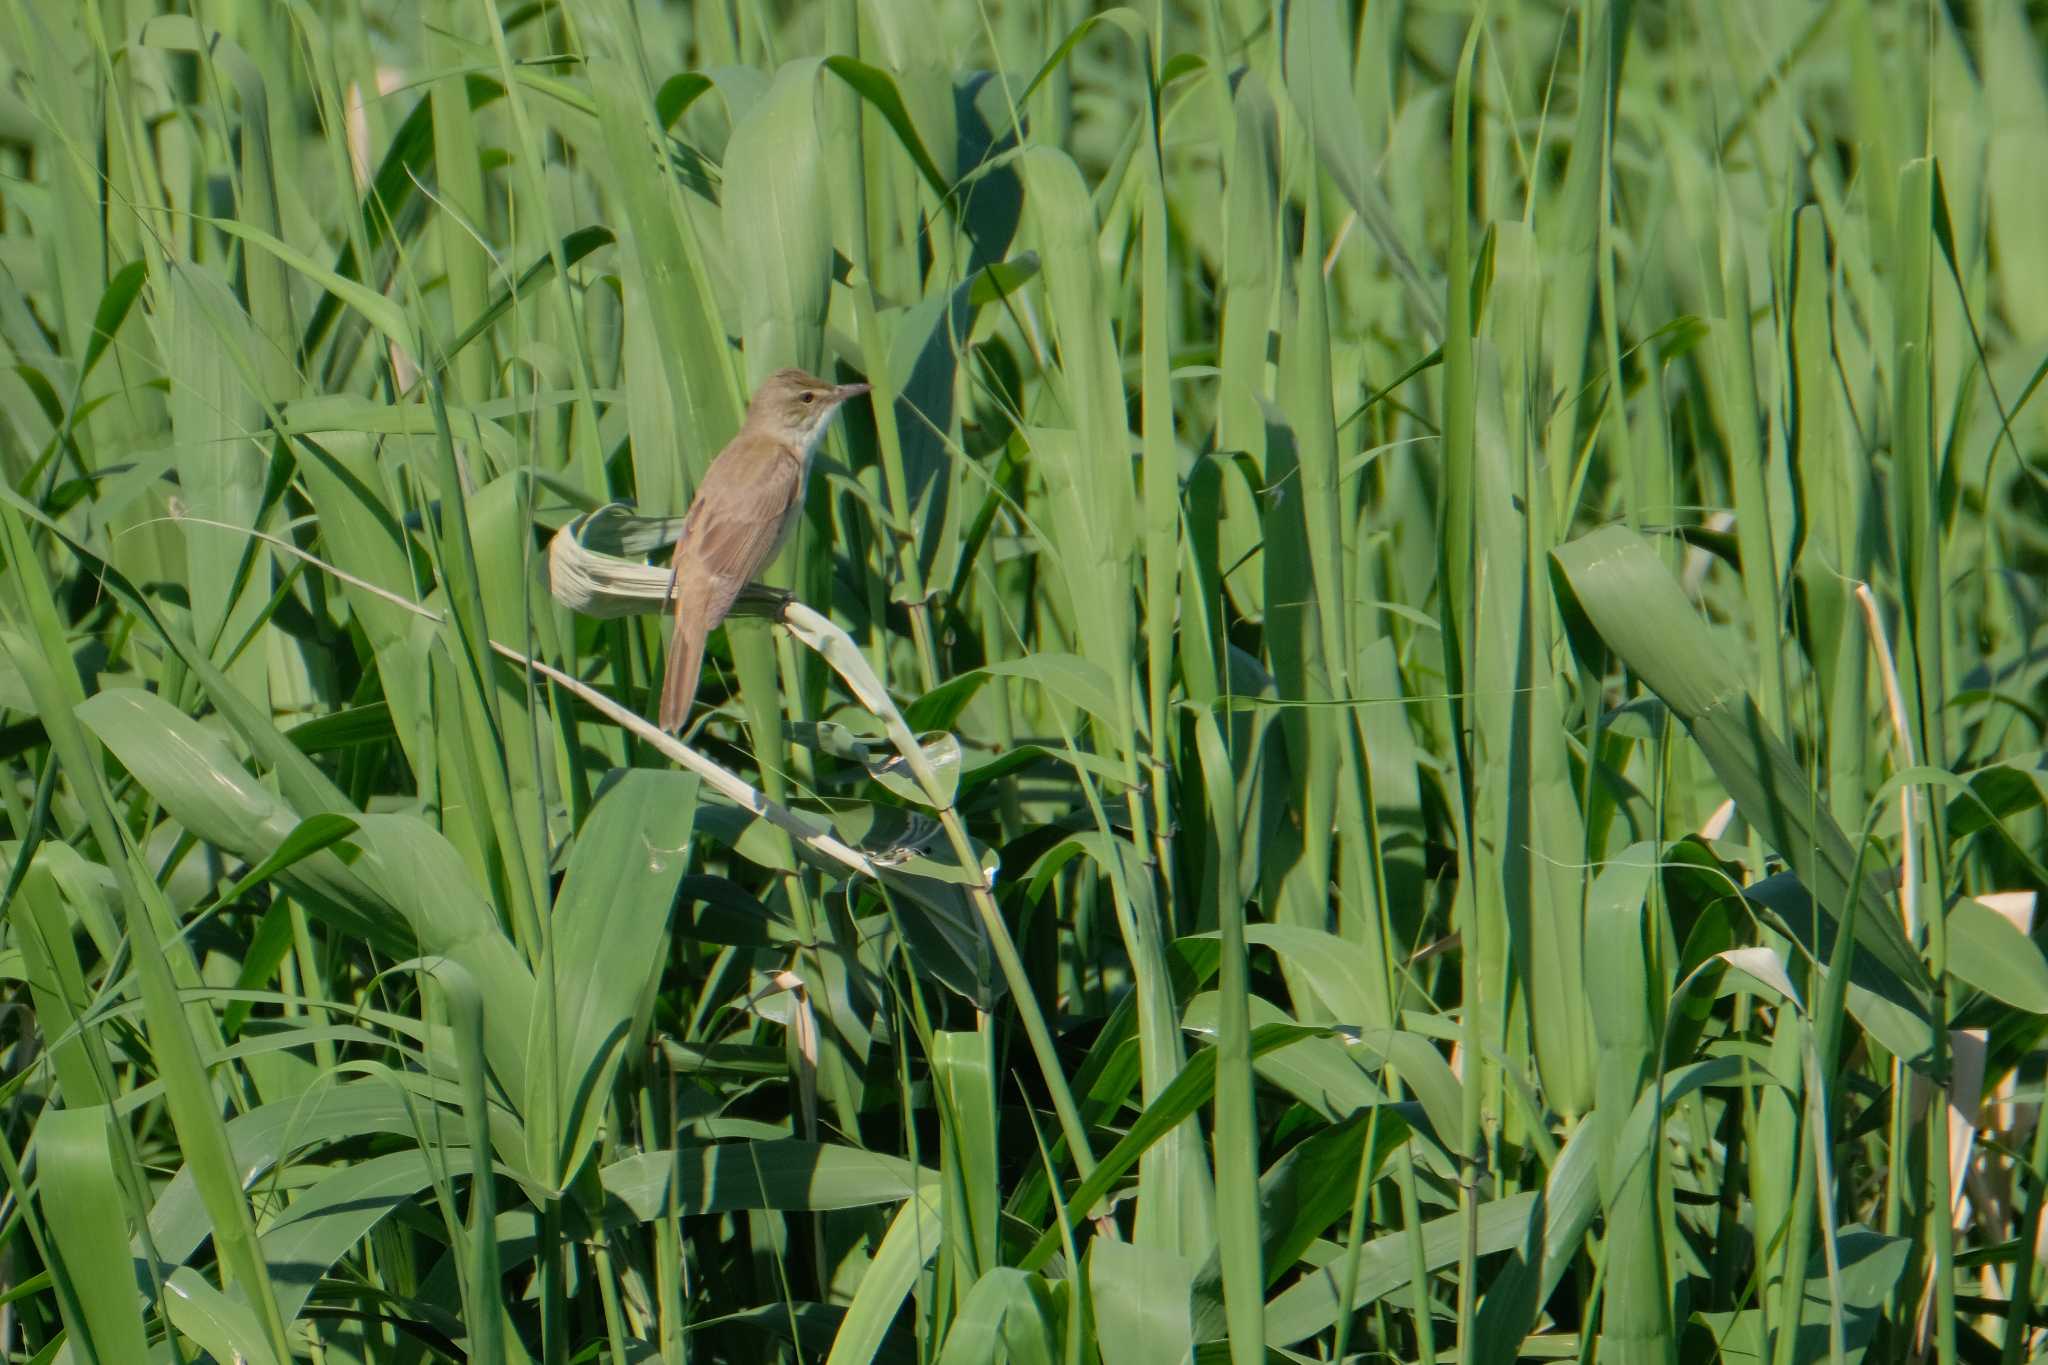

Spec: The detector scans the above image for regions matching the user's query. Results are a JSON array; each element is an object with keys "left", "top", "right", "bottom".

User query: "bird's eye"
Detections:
[{"left": 800, "top": 391, "right": 816, "bottom": 404}]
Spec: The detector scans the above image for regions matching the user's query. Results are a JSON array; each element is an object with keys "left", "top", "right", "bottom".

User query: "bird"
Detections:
[{"left": 657, "top": 367, "right": 869, "bottom": 732}]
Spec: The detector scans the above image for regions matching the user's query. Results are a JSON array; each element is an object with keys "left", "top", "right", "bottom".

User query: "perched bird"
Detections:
[{"left": 658, "top": 367, "right": 869, "bottom": 731}]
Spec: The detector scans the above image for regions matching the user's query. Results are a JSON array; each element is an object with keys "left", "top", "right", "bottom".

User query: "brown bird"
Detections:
[{"left": 658, "top": 367, "right": 869, "bottom": 731}]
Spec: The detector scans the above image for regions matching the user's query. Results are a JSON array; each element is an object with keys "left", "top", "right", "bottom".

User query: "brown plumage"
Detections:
[{"left": 658, "top": 368, "right": 869, "bottom": 732}]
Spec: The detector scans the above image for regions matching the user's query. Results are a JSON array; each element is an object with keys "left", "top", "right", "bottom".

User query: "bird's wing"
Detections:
[{"left": 676, "top": 446, "right": 804, "bottom": 628}]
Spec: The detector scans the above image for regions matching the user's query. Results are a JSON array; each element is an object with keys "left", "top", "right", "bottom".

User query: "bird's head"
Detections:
[{"left": 748, "top": 367, "right": 870, "bottom": 450}]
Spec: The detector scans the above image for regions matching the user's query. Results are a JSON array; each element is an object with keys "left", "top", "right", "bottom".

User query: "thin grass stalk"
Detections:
[
  {"left": 1445, "top": 17, "right": 1485, "bottom": 1357},
  {"left": 1538, "top": 0, "right": 1604, "bottom": 524},
  {"left": 1210, "top": 63, "right": 1278, "bottom": 657},
  {"left": 1891, "top": 154, "right": 1955, "bottom": 1365},
  {"left": 1288, "top": 148, "right": 1367, "bottom": 991},
  {"left": 1714, "top": 230, "right": 1788, "bottom": 735},
  {"left": 2000, "top": 1088, "right": 2048, "bottom": 1365},
  {"left": 1329, "top": 1102, "right": 1385, "bottom": 1363},
  {"left": 646, "top": 1062, "right": 687, "bottom": 1361},
  {"left": 445, "top": 967, "right": 505, "bottom": 1365},
  {"left": 1591, "top": 0, "right": 1637, "bottom": 524},
  {"left": 428, "top": 0, "right": 491, "bottom": 410},
  {"left": 1194, "top": 710, "right": 1263, "bottom": 1364},
  {"left": 1769, "top": 1029, "right": 1823, "bottom": 1365},
  {"left": 1355, "top": 617, "right": 1429, "bottom": 1362},
  {"left": 282, "top": 903, "right": 339, "bottom": 1075},
  {"left": 538, "top": 1194, "right": 568, "bottom": 1364},
  {"left": 589, "top": 1222, "right": 633, "bottom": 1365},
  {"left": 1394, "top": 1135, "right": 1440, "bottom": 1365},
  {"left": 1138, "top": 27, "right": 1181, "bottom": 934},
  {"left": 1264, "top": 190, "right": 1342, "bottom": 1013},
  {"left": 1794, "top": 803, "right": 1885, "bottom": 1365}
]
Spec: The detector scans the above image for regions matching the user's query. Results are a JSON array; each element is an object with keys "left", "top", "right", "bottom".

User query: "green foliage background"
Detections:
[{"left": 1, "top": 1, "right": 2046, "bottom": 1362}]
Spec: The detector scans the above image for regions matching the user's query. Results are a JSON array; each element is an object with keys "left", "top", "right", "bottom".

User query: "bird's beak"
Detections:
[{"left": 834, "top": 381, "right": 872, "bottom": 403}]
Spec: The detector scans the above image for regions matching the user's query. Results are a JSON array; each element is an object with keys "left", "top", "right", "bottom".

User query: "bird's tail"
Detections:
[{"left": 658, "top": 608, "right": 706, "bottom": 733}]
